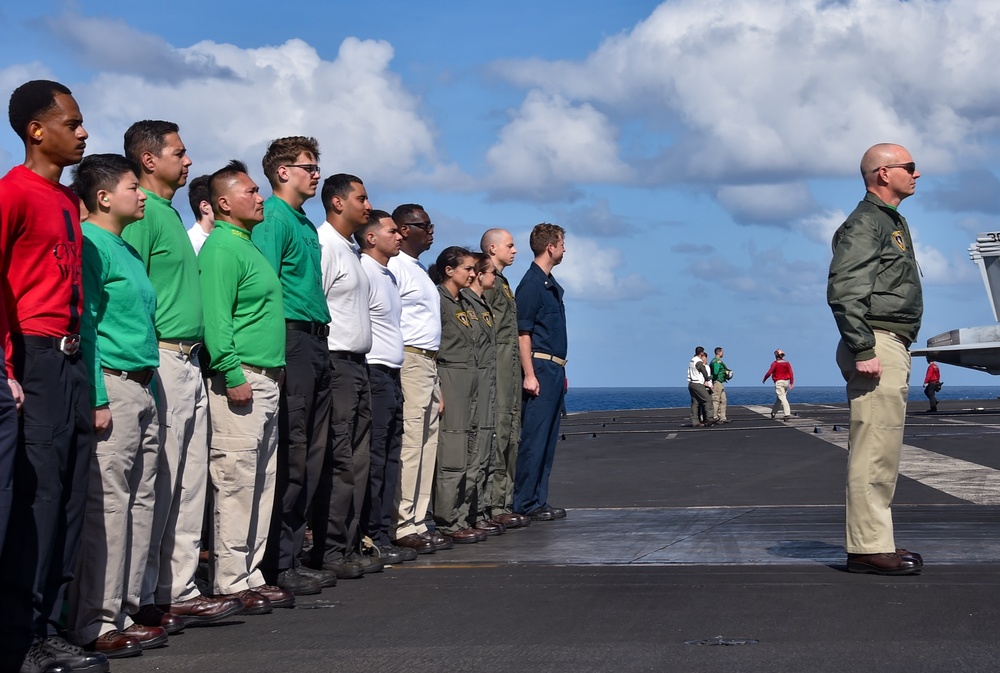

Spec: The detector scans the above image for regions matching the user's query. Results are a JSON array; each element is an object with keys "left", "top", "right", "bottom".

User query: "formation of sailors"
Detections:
[{"left": 0, "top": 80, "right": 571, "bottom": 673}]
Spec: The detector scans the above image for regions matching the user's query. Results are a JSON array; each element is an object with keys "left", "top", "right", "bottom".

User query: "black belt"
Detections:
[
  {"left": 287, "top": 321, "right": 330, "bottom": 338},
  {"left": 330, "top": 351, "right": 366, "bottom": 364},
  {"left": 102, "top": 367, "right": 155, "bottom": 386},
  {"left": 368, "top": 363, "right": 399, "bottom": 375},
  {"left": 17, "top": 334, "right": 81, "bottom": 356}
]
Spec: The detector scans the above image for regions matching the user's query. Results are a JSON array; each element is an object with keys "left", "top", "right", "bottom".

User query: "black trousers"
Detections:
[
  {"left": 363, "top": 366, "right": 403, "bottom": 546},
  {"left": 0, "top": 347, "right": 18, "bottom": 556},
  {"left": 0, "top": 342, "right": 91, "bottom": 660},
  {"left": 265, "top": 330, "right": 333, "bottom": 577},
  {"left": 308, "top": 356, "right": 371, "bottom": 563}
]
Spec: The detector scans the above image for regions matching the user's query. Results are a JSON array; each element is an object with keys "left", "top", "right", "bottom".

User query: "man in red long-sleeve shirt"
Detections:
[
  {"left": 0, "top": 80, "right": 108, "bottom": 673},
  {"left": 923, "top": 357, "right": 941, "bottom": 413},
  {"left": 762, "top": 349, "right": 795, "bottom": 420}
]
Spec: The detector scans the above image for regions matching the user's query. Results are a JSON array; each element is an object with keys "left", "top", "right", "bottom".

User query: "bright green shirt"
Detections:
[
  {"left": 121, "top": 188, "right": 204, "bottom": 340},
  {"left": 80, "top": 223, "right": 159, "bottom": 407},
  {"left": 199, "top": 221, "right": 286, "bottom": 387},
  {"left": 251, "top": 195, "right": 330, "bottom": 323}
]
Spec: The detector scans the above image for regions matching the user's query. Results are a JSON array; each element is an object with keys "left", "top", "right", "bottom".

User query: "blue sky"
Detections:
[{"left": 3, "top": 0, "right": 1000, "bottom": 387}]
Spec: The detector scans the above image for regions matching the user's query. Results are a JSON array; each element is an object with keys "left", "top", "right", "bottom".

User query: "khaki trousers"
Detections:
[
  {"left": 69, "top": 373, "right": 160, "bottom": 644},
  {"left": 837, "top": 331, "right": 910, "bottom": 554},
  {"left": 393, "top": 351, "right": 440, "bottom": 539},
  {"left": 712, "top": 381, "right": 727, "bottom": 421},
  {"left": 144, "top": 348, "right": 209, "bottom": 604},
  {"left": 772, "top": 380, "right": 791, "bottom": 417},
  {"left": 207, "top": 371, "right": 280, "bottom": 594}
]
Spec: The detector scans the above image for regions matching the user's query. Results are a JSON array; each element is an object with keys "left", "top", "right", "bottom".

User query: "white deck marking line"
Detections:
[{"left": 746, "top": 405, "right": 1000, "bottom": 505}]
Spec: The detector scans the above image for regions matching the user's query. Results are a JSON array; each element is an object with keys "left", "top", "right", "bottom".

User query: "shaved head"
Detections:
[
  {"left": 480, "top": 228, "right": 508, "bottom": 253},
  {"left": 861, "top": 144, "right": 905, "bottom": 186},
  {"left": 481, "top": 227, "right": 516, "bottom": 270}
]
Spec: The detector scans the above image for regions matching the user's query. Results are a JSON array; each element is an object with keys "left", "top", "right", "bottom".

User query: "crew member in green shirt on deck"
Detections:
[
  {"left": 199, "top": 160, "right": 291, "bottom": 614},
  {"left": 122, "top": 121, "right": 243, "bottom": 631},
  {"left": 68, "top": 153, "right": 163, "bottom": 658},
  {"left": 251, "top": 137, "right": 335, "bottom": 596}
]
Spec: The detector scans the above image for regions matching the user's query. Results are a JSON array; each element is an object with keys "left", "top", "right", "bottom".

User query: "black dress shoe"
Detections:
[
  {"left": 19, "top": 641, "right": 73, "bottom": 673},
  {"left": 295, "top": 564, "right": 339, "bottom": 588},
  {"left": 346, "top": 552, "right": 385, "bottom": 574},
  {"left": 376, "top": 543, "right": 416, "bottom": 563},
  {"left": 40, "top": 635, "right": 111, "bottom": 671},
  {"left": 276, "top": 567, "right": 322, "bottom": 595},
  {"left": 317, "top": 553, "right": 366, "bottom": 579},
  {"left": 393, "top": 533, "right": 435, "bottom": 554},
  {"left": 526, "top": 507, "right": 554, "bottom": 521},
  {"left": 545, "top": 506, "right": 567, "bottom": 519},
  {"left": 847, "top": 552, "right": 921, "bottom": 575}
]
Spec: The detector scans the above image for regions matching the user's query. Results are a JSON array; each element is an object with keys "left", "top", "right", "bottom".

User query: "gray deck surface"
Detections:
[{"left": 116, "top": 399, "right": 1000, "bottom": 672}]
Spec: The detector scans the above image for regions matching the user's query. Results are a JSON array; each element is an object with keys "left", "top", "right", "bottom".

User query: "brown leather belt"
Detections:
[
  {"left": 403, "top": 345, "right": 438, "bottom": 359},
  {"left": 102, "top": 367, "right": 155, "bottom": 386}
]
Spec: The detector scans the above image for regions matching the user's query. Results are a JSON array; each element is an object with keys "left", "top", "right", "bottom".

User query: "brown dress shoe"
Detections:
[
  {"left": 87, "top": 630, "right": 142, "bottom": 659},
  {"left": 424, "top": 531, "right": 454, "bottom": 550},
  {"left": 442, "top": 528, "right": 480, "bottom": 544},
  {"left": 252, "top": 584, "right": 295, "bottom": 609},
  {"left": 132, "top": 603, "right": 184, "bottom": 634},
  {"left": 847, "top": 552, "right": 921, "bottom": 575},
  {"left": 896, "top": 548, "right": 923, "bottom": 565},
  {"left": 160, "top": 594, "right": 244, "bottom": 627},
  {"left": 226, "top": 589, "right": 272, "bottom": 615},
  {"left": 474, "top": 519, "right": 505, "bottom": 536},
  {"left": 393, "top": 532, "right": 436, "bottom": 554},
  {"left": 491, "top": 513, "right": 526, "bottom": 529},
  {"left": 123, "top": 623, "right": 168, "bottom": 650}
]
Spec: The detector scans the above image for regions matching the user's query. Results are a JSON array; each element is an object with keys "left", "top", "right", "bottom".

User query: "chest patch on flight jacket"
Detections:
[
  {"left": 456, "top": 311, "right": 471, "bottom": 328},
  {"left": 892, "top": 230, "right": 907, "bottom": 252}
]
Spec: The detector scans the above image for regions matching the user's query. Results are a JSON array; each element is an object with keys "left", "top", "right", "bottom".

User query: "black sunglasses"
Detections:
[{"left": 872, "top": 162, "right": 916, "bottom": 174}]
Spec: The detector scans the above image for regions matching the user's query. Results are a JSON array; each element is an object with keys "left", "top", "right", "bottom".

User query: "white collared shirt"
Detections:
[
  {"left": 387, "top": 250, "right": 441, "bottom": 350},
  {"left": 360, "top": 252, "right": 404, "bottom": 368},
  {"left": 317, "top": 221, "right": 372, "bottom": 354},
  {"left": 187, "top": 224, "right": 211, "bottom": 255}
]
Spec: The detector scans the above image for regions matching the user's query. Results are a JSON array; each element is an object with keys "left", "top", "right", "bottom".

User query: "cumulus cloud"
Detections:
[
  {"left": 552, "top": 199, "right": 636, "bottom": 236},
  {"left": 686, "top": 244, "right": 826, "bottom": 306},
  {"left": 492, "top": 0, "right": 1000, "bottom": 189},
  {"left": 28, "top": 16, "right": 465, "bottom": 190},
  {"left": 792, "top": 209, "right": 846, "bottom": 246},
  {"left": 913, "top": 240, "right": 978, "bottom": 286},
  {"left": 41, "top": 13, "right": 235, "bottom": 82},
  {"left": 716, "top": 182, "right": 819, "bottom": 225},
  {"left": 485, "top": 92, "right": 632, "bottom": 200},
  {"left": 555, "top": 235, "right": 655, "bottom": 302},
  {"left": 924, "top": 169, "right": 1000, "bottom": 214}
]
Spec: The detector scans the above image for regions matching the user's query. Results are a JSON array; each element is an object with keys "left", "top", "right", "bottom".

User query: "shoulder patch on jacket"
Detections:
[{"left": 891, "top": 230, "right": 906, "bottom": 252}]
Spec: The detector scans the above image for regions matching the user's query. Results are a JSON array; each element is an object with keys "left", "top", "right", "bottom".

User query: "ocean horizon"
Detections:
[{"left": 564, "top": 385, "right": 1000, "bottom": 413}]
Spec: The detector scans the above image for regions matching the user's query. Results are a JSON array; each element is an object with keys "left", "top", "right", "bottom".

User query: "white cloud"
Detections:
[
  {"left": 27, "top": 16, "right": 466, "bottom": 190},
  {"left": 913, "top": 240, "right": 978, "bottom": 286},
  {"left": 493, "top": 0, "right": 1000, "bottom": 186},
  {"left": 485, "top": 92, "right": 632, "bottom": 199},
  {"left": 686, "top": 244, "right": 826, "bottom": 306},
  {"left": 792, "top": 209, "right": 846, "bottom": 246},
  {"left": 554, "top": 235, "right": 655, "bottom": 302},
  {"left": 716, "top": 182, "right": 818, "bottom": 225}
]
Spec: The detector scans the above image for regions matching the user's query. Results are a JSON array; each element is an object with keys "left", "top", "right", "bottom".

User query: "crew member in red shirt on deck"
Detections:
[
  {"left": 923, "top": 357, "right": 941, "bottom": 413},
  {"left": 762, "top": 349, "right": 795, "bottom": 421},
  {"left": 0, "top": 80, "right": 110, "bottom": 673}
]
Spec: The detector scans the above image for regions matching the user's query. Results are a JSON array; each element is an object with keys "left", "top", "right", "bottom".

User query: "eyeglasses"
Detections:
[
  {"left": 286, "top": 164, "right": 321, "bottom": 175},
  {"left": 406, "top": 221, "right": 434, "bottom": 233},
  {"left": 872, "top": 162, "right": 916, "bottom": 174}
]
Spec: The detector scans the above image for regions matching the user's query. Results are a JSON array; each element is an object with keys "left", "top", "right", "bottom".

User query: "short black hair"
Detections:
[
  {"left": 124, "top": 120, "right": 180, "bottom": 167},
  {"left": 694, "top": 346, "right": 705, "bottom": 356},
  {"left": 355, "top": 209, "right": 392, "bottom": 248},
  {"left": 391, "top": 203, "right": 424, "bottom": 225},
  {"left": 208, "top": 160, "right": 249, "bottom": 215},
  {"left": 8, "top": 80, "right": 72, "bottom": 141},
  {"left": 70, "top": 153, "right": 138, "bottom": 213},
  {"left": 321, "top": 173, "right": 363, "bottom": 210},
  {"left": 187, "top": 174, "right": 212, "bottom": 220}
]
